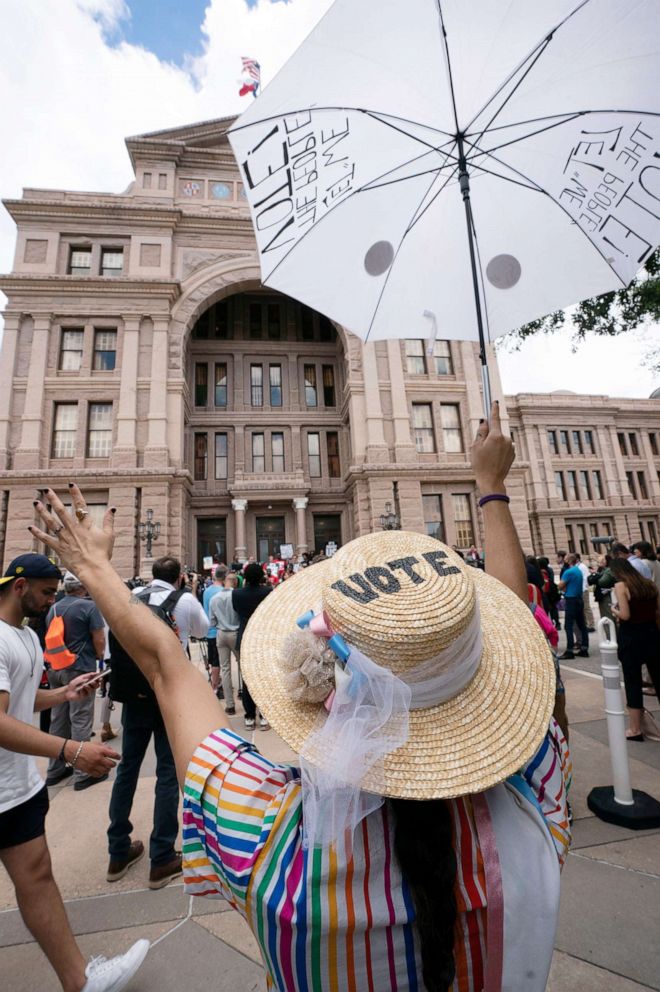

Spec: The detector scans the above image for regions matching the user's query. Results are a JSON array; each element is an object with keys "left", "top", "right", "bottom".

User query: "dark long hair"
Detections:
[
  {"left": 390, "top": 798, "right": 457, "bottom": 991},
  {"left": 610, "top": 558, "right": 658, "bottom": 601}
]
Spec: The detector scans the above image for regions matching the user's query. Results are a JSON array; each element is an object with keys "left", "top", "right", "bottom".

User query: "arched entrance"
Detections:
[{"left": 180, "top": 282, "right": 351, "bottom": 569}]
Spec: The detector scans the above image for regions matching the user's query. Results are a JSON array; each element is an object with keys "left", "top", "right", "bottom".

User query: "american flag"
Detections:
[{"left": 239, "top": 57, "right": 261, "bottom": 98}]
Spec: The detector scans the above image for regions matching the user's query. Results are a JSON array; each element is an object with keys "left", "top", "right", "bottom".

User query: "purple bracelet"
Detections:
[{"left": 478, "top": 493, "right": 510, "bottom": 508}]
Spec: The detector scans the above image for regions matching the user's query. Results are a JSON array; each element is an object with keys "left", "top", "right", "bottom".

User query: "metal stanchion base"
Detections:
[{"left": 587, "top": 786, "right": 660, "bottom": 830}]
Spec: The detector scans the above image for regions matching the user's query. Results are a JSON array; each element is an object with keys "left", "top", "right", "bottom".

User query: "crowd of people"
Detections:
[{"left": 0, "top": 408, "right": 658, "bottom": 990}]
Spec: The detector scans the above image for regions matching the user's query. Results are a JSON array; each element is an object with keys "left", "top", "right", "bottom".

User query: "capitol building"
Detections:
[{"left": 1, "top": 117, "right": 659, "bottom": 576}]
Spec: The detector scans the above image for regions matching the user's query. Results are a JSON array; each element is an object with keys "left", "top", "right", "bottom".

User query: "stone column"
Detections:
[
  {"left": 232, "top": 498, "right": 248, "bottom": 561},
  {"left": 113, "top": 316, "right": 140, "bottom": 468},
  {"left": 386, "top": 340, "right": 416, "bottom": 463},
  {"left": 145, "top": 317, "right": 170, "bottom": 468},
  {"left": 362, "top": 342, "right": 389, "bottom": 463},
  {"left": 15, "top": 314, "right": 51, "bottom": 470},
  {"left": 293, "top": 497, "right": 309, "bottom": 554},
  {"left": 0, "top": 312, "right": 21, "bottom": 469},
  {"left": 641, "top": 431, "right": 660, "bottom": 502}
]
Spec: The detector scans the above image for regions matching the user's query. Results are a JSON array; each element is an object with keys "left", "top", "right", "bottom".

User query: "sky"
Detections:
[{"left": 0, "top": 0, "right": 658, "bottom": 400}]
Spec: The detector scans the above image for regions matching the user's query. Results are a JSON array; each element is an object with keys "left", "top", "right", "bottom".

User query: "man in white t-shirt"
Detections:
[
  {"left": 574, "top": 554, "right": 596, "bottom": 632},
  {"left": 0, "top": 554, "right": 148, "bottom": 992}
]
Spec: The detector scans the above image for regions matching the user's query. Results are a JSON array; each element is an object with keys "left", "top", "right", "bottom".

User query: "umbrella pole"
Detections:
[{"left": 457, "top": 134, "right": 491, "bottom": 418}]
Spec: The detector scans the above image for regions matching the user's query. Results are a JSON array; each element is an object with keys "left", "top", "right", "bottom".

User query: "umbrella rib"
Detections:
[
  {"left": 435, "top": 0, "right": 462, "bottom": 134},
  {"left": 469, "top": 145, "right": 629, "bottom": 289},
  {"left": 228, "top": 106, "right": 454, "bottom": 139},
  {"left": 364, "top": 111, "right": 459, "bottom": 157},
  {"left": 467, "top": 163, "right": 541, "bottom": 194},
  {"left": 406, "top": 165, "right": 461, "bottom": 236},
  {"left": 467, "top": 112, "right": 585, "bottom": 162},
  {"left": 361, "top": 161, "right": 458, "bottom": 193},
  {"left": 463, "top": 0, "right": 595, "bottom": 134}
]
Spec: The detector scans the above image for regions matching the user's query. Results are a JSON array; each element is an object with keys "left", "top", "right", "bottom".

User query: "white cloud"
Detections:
[{"left": 0, "top": 0, "right": 658, "bottom": 399}]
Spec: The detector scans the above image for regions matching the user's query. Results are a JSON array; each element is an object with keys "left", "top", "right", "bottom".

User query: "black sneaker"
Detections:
[
  {"left": 578, "top": 649, "right": 589, "bottom": 657},
  {"left": 46, "top": 766, "right": 73, "bottom": 787},
  {"left": 73, "top": 772, "right": 109, "bottom": 792},
  {"left": 225, "top": 706, "right": 236, "bottom": 716},
  {"left": 559, "top": 651, "right": 575, "bottom": 660}
]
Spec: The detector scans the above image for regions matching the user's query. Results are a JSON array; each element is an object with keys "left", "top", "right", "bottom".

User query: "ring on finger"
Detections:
[
  {"left": 75, "top": 508, "right": 89, "bottom": 522},
  {"left": 53, "top": 525, "right": 64, "bottom": 535}
]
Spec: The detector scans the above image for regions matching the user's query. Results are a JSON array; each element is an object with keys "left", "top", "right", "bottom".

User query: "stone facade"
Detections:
[
  {"left": 506, "top": 392, "right": 660, "bottom": 556},
  {"left": 0, "top": 118, "right": 657, "bottom": 575}
]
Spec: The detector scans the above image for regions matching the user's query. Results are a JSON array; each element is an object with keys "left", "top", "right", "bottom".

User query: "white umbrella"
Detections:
[{"left": 228, "top": 0, "right": 660, "bottom": 410}]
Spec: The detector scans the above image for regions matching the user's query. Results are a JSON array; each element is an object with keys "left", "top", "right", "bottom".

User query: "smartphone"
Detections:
[{"left": 82, "top": 668, "right": 112, "bottom": 687}]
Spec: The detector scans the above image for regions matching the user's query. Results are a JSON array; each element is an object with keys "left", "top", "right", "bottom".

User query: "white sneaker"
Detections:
[
  {"left": 82, "top": 938, "right": 149, "bottom": 992},
  {"left": 244, "top": 716, "right": 255, "bottom": 730}
]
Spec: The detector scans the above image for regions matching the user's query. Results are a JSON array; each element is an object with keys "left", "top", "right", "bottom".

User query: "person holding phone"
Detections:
[{"left": 0, "top": 554, "right": 147, "bottom": 992}]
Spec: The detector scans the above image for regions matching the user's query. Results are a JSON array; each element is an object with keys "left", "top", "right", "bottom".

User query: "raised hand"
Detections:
[
  {"left": 30, "top": 484, "right": 115, "bottom": 579},
  {"left": 471, "top": 400, "right": 515, "bottom": 493}
]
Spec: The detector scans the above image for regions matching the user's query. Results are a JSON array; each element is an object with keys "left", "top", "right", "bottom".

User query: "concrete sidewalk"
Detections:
[{"left": 1, "top": 646, "right": 659, "bottom": 991}]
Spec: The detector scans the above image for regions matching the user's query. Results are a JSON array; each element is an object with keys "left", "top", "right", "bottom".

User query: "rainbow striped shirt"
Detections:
[{"left": 183, "top": 721, "right": 571, "bottom": 991}]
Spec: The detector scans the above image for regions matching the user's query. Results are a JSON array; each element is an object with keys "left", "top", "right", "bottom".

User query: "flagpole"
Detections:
[{"left": 456, "top": 132, "right": 492, "bottom": 418}]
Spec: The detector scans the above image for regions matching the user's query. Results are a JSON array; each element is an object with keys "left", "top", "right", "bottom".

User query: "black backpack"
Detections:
[{"left": 108, "top": 585, "right": 185, "bottom": 704}]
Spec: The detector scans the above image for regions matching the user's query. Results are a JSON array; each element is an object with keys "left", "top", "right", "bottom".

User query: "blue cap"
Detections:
[{"left": 0, "top": 554, "right": 62, "bottom": 586}]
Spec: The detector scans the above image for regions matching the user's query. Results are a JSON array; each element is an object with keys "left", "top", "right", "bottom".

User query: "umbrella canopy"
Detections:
[{"left": 229, "top": 0, "right": 660, "bottom": 364}]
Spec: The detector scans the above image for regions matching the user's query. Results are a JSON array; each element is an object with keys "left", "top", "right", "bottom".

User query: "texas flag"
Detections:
[{"left": 239, "top": 57, "right": 261, "bottom": 98}]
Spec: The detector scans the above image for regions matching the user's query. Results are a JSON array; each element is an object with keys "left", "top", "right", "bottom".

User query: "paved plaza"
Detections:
[{"left": 0, "top": 639, "right": 658, "bottom": 992}]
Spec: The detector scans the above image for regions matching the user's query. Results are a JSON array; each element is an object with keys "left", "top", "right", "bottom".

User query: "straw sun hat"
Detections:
[{"left": 241, "top": 531, "right": 555, "bottom": 800}]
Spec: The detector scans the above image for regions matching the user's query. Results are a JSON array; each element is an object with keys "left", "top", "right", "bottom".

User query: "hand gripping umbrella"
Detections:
[{"left": 229, "top": 0, "right": 660, "bottom": 413}]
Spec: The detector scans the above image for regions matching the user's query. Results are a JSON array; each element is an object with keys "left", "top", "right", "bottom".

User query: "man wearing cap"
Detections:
[
  {"left": 45, "top": 571, "right": 106, "bottom": 791},
  {"left": 0, "top": 553, "right": 148, "bottom": 992}
]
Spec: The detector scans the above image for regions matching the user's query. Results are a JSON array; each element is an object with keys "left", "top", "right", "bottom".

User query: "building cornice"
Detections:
[
  {"left": 0, "top": 274, "right": 181, "bottom": 303},
  {"left": 3, "top": 198, "right": 182, "bottom": 227}
]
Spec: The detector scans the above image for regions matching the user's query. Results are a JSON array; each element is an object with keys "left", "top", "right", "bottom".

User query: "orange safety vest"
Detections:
[{"left": 43, "top": 604, "right": 77, "bottom": 670}]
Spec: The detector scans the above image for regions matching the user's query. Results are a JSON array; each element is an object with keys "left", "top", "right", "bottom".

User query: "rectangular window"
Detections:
[
  {"left": 572, "top": 431, "right": 583, "bottom": 455},
  {"left": 307, "top": 432, "right": 321, "bottom": 477},
  {"left": 452, "top": 494, "right": 474, "bottom": 547},
  {"left": 592, "top": 470, "right": 604, "bottom": 501},
  {"left": 319, "top": 317, "right": 333, "bottom": 342},
  {"left": 194, "top": 433, "right": 208, "bottom": 480},
  {"left": 441, "top": 404, "right": 463, "bottom": 453},
  {"left": 566, "top": 524, "right": 576, "bottom": 555},
  {"left": 650, "top": 432, "right": 658, "bottom": 456},
  {"left": 214, "top": 363, "right": 227, "bottom": 407},
  {"left": 267, "top": 303, "right": 281, "bottom": 340},
  {"left": 434, "top": 340, "right": 453, "bottom": 375},
  {"left": 143, "top": 172, "right": 152, "bottom": 188},
  {"left": 87, "top": 403, "right": 112, "bottom": 457},
  {"left": 626, "top": 471, "right": 636, "bottom": 497},
  {"left": 252, "top": 433, "right": 265, "bottom": 473},
  {"left": 59, "top": 329, "right": 83, "bottom": 371},
  {"left": 93, "top": 329, "right": 117, "bottom": 371},
  {"left": 322, "top": 365, "right": 336, "bottom": 407},
  {"left": 617, "top": 432, "right": 627, "bottom": 456},
  {"left": 52, "top": 403, "right": 78, "bottom": 458},
  {"left": 559, "top": 430, "right": 570, "bottom": 454},
  {"left": 629, "top": 433, "right": 639, "bottom": 456},
  {"left": 412, "top": 403, "right": 435, "bottom": 453},
  {"left": 547, "top": 430, "right": 558, "bottom": 455},
  {"left": 214, "top": 433, "right": 228, "bottom": 479},
  {"left": 327, "top": 432, "right": 340, "bottom": 478},
  {"left": 648, "top": 520, "right": 658, "bottom": 546},
  {"left": 602, "top": 520, "right": 612, "bottom": 536},
  {"left": 579, "top": 470, "right": 591, "bottom": 499},
  {"left": 249, "top": 303, "right": 262, "bottom": 339},
  {"left": 101, "top": 249, "right": 123, "bottom": 277},
  {"left": 577, "top": 524, "right": 588, "bottom": 556},
  {"left": 584, "top": 430, "right": 596, "bottom": 455},
  {"left": 637, "top": 471, "right": 648, "bottom": 499},
  {"left": 304, "top": 364, "right": 317, "bottom": 407},
  {"left": 566, "top": 470, "right": 578, "bottom": 501},
  {"left": 269, "top": 365, "right": 282, "bottom": 407},
  {"left": 69, "top": 248, "right": 91, "bottom": 276},
  {"left": 555, "top": 472, "right": 566, "bottom": 500},
  {"left": 423, "top": 494, "right": 445, "bottom": 543},
  {"left": 301, "top": 309, "right": 314, "bottom": 340},
  {"left": 589, "top": 523, "right": 599, "bottom": 539},
  {"left": 250, "top": 365, "right": 263, "bottom": 407},
  {"left": 271, "top": 432, "right": 285, "bottom": 473},
  {"left": 405, "top": 339, "right": 426, "bottom": 374},
  {"left": 195, "top": 363, "right": 208, "bottom": 406},
  {"left": 158, "top": 172, "right": 167, "bottom": 190}
]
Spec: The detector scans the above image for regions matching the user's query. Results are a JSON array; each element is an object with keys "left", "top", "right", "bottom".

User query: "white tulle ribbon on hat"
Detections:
[
  {"left": 295, "top": 604, "right": 483, "bottom": 850},
  {"left": 404, "top": 603, "right": 483, "bottom": 710}
]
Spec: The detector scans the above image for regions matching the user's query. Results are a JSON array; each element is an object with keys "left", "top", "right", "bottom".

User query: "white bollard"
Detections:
[{"left": 597, "top": 617, "right": 633, "bottom": 807}]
